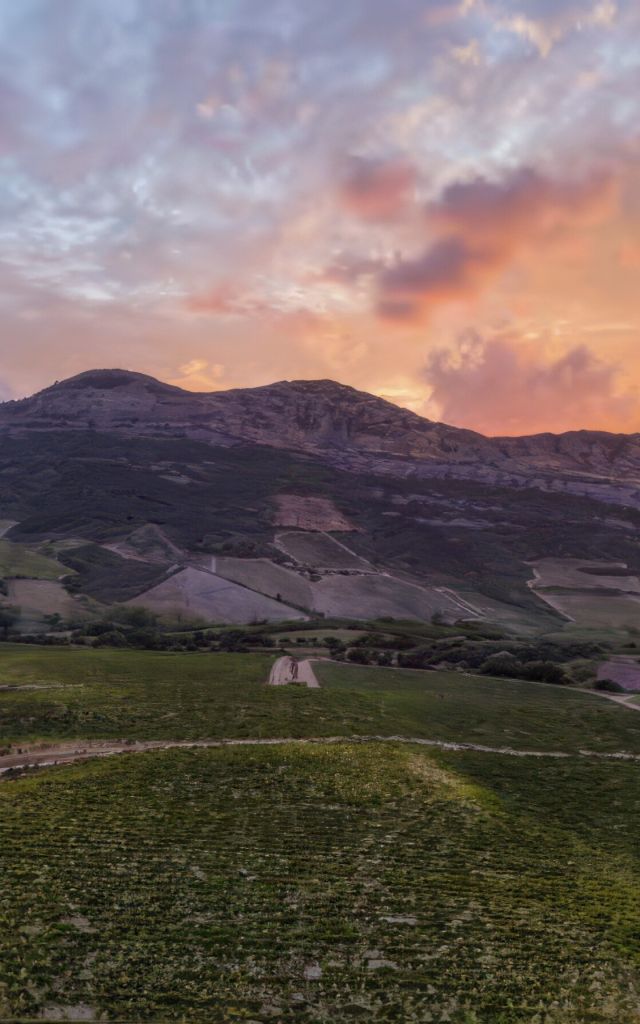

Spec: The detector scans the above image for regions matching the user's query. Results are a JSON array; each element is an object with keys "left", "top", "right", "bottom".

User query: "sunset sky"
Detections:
[{"left": 0, "top": 0, "right": 638, "bottom": 435}]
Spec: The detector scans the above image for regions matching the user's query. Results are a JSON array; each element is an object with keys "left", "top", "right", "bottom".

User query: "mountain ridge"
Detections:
[
  {"left": 1, "top": 369, "right": 639, "bottom": 509},
  {"left": 4, "top": 366, "right": 639, "bottom": 443}
]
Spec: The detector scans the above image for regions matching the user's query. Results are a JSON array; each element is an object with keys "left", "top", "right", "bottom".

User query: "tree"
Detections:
[{"left": 0, "top": 606, "right": 19, "bottom": 640}]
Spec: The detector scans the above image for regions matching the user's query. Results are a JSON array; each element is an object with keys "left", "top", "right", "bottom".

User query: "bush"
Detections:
[
  {"left": 480, "top": 652, "right": 522, "bottom": 677},
  {"left": 347, "top": 648, "right": 371, "bottom": 665},
  {"left": 595, "top": 678, "right": 626, "bottom": 693},
  {"left": 92, "top": 630, "right": 129, "bottom": 648},
  {"left": 521, "top": 661, "right": 567, "bottom": 685}
]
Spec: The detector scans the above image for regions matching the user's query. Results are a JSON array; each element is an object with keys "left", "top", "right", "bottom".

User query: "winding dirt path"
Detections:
[{"left": 2, "top": 734, "right": 640, "bottom": 779}]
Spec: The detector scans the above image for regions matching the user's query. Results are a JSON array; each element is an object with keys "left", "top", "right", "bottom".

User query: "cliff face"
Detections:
[{"left": 1, "top": 369, "right": 639, "bottom": 505}]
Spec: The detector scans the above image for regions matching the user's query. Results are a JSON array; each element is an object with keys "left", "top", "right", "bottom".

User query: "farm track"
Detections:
[
  {"left": 268, "top": 656, "right": 320, "bottom": 687},
  {"left": 3, "top": 732, "right": 640, "bottom": 779}
]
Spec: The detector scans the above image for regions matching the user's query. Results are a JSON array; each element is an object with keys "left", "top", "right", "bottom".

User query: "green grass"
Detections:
[
  {"left": 1, "top": 742, "right": 639, "bottom": 1022},
  {"left": 2, "top": 647, "right": 640, "bottom": 754},
  {"left": 0, "top": 540, "right": 64, "bottom": 580},
  {"left": 315, "top": 661, "right": 640, "bottom": 753}
]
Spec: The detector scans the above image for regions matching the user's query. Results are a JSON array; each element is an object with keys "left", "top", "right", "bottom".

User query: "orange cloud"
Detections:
[
  {"left": 338, "top": 155, "right": 417, "bottom": 222},
  {"left": 377, "top": 166, "right": 617, "bottom": 321}
]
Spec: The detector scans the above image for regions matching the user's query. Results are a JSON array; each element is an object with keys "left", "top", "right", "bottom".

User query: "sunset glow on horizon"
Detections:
[{"left": 0, "top": 0, "right": 638, "bottom": 435}]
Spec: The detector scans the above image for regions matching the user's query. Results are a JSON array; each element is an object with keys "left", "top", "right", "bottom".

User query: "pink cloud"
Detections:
[{"left": 424, "top": 333, "right": 636, "bottom": 435}]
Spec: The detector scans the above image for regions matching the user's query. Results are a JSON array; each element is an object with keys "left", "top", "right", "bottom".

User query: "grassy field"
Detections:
[
  {"left": 2, "top": 647, "right": 640, "bottom": 753},
  {"left": 1, "top": 742, "right": 640, "bottom": 1022},
  {"left": 0, "top": 539, "right": 64, "bottom": 580}
]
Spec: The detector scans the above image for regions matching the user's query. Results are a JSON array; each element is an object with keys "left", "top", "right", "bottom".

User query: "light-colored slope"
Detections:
[
  {"left": 276, "top": 531, "right": 370, "bottom": 569},
  {"left": 597, "top": 658, "right": 640, "bottom": 691},
  {"left": 311, "top": 573, "right": 455, "bottom": 620},
  {"left": 531, "top": 558, "right": 640, "bottom": 593},
  {"left": 7, "top": 580, "right": 91, "bottom": 631},
  {"left": 540, "top": 592, "right": 640, "bottom": 628},
  {"left": 128, "top": 567, "right": 306, "bottom": 624},
  {"left": 214, "top": 557, "right": 313, "bottom": 608}
]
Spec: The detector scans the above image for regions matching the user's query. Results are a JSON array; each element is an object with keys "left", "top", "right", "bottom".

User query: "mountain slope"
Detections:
[
  {"left": 2, "top": 369, "right": 639, "bottom": 508},
  {"left": 0, "top": 370, "right": 639, "bottom": 631}
]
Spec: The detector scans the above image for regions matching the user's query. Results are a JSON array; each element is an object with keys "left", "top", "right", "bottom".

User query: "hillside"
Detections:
[
  {"left": 0, "top": 370, "right": 639, "bottom": 632},
  {"left": 2, "top": 369, "right": 640, "bottom": 507}
]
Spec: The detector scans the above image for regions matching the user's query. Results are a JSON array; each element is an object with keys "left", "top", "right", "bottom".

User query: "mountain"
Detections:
[
  {"left": 0, "top": 369, "right": 639, "bottom": 633},
  {"left": 2, "top": 369, "right": 640, "bottom": 508}
]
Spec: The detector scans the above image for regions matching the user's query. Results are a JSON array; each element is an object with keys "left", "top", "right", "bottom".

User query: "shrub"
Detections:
[{"left": 595, "top": 678, "right": 626, "bottom": 693}]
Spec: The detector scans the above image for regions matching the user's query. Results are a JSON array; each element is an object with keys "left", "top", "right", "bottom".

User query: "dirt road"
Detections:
[
  {"left": 2, "top": 734, "right": 640, "bottom": 780},
  {"left": 268, "top": 656, "right": 320, "bottom": 688}
]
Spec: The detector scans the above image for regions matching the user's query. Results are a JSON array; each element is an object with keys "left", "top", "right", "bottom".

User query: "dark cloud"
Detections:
[{"left": 376, "top": 165, "right": 616, "bottom": 320}]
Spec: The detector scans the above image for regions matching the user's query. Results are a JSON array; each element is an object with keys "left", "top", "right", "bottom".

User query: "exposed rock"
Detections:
[{"left": 273, "top": 494, "right": 355, "bottom": 531}]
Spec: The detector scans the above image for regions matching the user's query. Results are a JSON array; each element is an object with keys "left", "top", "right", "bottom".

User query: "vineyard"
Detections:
[
  {"left": 1, "top": 742, "right": 640, "bottom": 1022},
  {"left": 2, "top": 647, "right": 640, "bottom": 1021}
]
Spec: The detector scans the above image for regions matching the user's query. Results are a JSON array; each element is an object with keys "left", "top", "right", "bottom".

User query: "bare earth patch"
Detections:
[
  {"left": 273, "top": 495, "right": 355, "bottom": 531},
  {"left": 598, "top": 657, "right": 640, "bottom": 691}
]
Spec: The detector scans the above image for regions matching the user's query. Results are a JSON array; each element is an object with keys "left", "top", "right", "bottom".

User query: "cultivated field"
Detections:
[
  {"left": 1, "top": 743, "right": 640, "bottom": 1022},
  {"left": 2, "top": 647, "right": 640, "bottom": 753},
  {"left": 2, "top": 648, "right": 640, "bottom": 1023},
  {"left": 276, "top": 531, "right": 370, "bottom": 569},
  {"left": 528, "top": 557, "right": 640, "bottom": 628},
  {"left": 539, "top": 592, "right": 640, "bottom": 628},
  {"left": 214, "top": 556, "right": 313, "bottom": 608},
  {"left": 312, "top": 574, "right": 457, "bottom": 621},
  {"left": 531, "top": 558, "right": 640, "bottom": 592},
  {"left": 128, "top": 567, "right": 306, "bottom": 625}
]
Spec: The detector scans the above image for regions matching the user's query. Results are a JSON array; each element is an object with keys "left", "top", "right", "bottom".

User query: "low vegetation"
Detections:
[{"left": 1, "top": 743, "right": 640, "bottom": 1022}]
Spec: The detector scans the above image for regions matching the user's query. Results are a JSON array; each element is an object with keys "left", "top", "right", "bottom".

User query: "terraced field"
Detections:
[{"left": 1, "top": 743, "right": 640, "bottom": 1022}]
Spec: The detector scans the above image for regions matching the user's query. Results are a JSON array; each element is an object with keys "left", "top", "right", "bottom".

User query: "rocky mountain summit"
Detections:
[{"left": 1, "top": 369, "right": 639, "bottom": 506}]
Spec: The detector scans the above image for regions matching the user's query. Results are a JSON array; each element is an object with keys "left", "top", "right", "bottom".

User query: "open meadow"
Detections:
[{"left": 1, "top": 646, "right": 640, "bottom": 1022}]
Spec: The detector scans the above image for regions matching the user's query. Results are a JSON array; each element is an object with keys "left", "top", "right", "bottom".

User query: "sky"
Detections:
[{"left": 0, "top": 0, "right": 638, "bottom": 435}]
